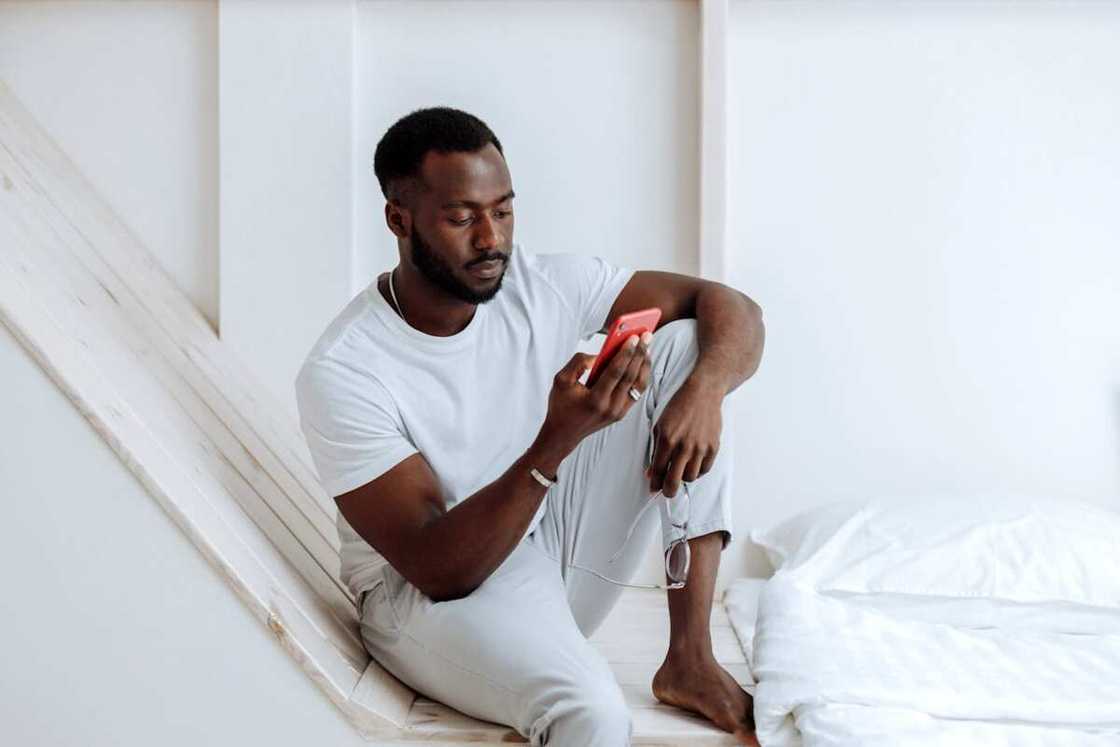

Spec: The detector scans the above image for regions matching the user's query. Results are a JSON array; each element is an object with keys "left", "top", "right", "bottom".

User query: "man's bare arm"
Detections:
[
  {"left": 338, "top": 337, "right": 653, "bottom": 603},
  {"left": 337, "top": 425, "right": 572, "bottom": 602},
  {"left": 687, "top": 284, "right": 764, "bottom": 396}
]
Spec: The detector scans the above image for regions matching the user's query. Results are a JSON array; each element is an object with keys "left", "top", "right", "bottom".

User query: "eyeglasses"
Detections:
[{"left": 556, "top": 427, "right": 691, "bottom": 591}]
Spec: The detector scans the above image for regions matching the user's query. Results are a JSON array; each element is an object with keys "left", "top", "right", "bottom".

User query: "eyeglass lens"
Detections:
[
  {"left": 666, "top": 541, "right": 690, "bottom": 582},
  {"left": 664, "top": 484, "right": 691, "bottom": 582}
]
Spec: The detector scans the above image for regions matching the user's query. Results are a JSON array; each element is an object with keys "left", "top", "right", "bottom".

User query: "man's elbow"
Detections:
[
  {"left": 423, "top": 567, "right": 490, "bottom": 602},
  {"left": 737, "top": 289, "right": 763, "bottom": 320},
  {"left": 409, "top": 530, "right": 479, "bottom": 602},
  {"left": 739, "top": 291, "right": 765, "bottom": 372},
  {"left": 397, "top": 564, "right": 472, "bottom": 604}
]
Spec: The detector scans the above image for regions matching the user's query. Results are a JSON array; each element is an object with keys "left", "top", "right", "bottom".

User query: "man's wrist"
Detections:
[
  {"left": 526, "top": 425, "right": 576, "bottom": 480},
  {"left": 684, "top": 365, "right": 729, "bottom": 398}
]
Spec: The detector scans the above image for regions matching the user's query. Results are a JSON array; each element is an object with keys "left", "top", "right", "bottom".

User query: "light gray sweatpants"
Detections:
[{"left": 358, "top": 319, "right": 736, "bottom": 746}]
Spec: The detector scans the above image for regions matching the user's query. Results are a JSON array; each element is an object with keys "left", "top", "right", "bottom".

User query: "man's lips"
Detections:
[{"left": 469, "top": 259, "right": 505, "bottom": 278}]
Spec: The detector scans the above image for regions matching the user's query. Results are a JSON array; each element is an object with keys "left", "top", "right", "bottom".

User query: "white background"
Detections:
[
  {"left": 1, "top": 1, "right": 1118, "bottom": 742},
  {"left": 727, "top": 1, "right": 1120, "bottom": 533}
]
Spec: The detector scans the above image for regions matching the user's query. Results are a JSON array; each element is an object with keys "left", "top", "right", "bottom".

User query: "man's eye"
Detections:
[{"left": 448, "top": 208, "right": 511, "bottom": 226}]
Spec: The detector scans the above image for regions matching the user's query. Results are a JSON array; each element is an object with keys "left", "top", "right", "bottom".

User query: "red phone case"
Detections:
[{"left": 586, "top": 307, "right": 662, "bottom": 387}]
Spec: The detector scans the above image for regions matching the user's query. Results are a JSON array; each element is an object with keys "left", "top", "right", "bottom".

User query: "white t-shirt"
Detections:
[{"left": 295, "top": 243, "right": 635, "bottom": 599}]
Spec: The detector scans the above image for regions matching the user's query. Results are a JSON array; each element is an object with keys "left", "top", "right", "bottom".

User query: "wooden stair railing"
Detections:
[{"left": 0, "top": 79, "right": 415, "bottom": 739}]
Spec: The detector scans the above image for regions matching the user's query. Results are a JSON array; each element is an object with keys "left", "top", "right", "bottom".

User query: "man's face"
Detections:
[{"left": 404, "top": 143, "right": 515, "bottom": 305}]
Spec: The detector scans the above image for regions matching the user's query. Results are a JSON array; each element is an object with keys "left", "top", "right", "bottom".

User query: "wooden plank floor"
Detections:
[{"left": 383, "top": 587, "right": 754, "bottom": 745}]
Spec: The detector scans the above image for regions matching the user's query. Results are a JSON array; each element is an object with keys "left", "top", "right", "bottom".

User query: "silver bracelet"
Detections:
[{"left": 530, "top": 467, "right": 556, "bottom": 488}]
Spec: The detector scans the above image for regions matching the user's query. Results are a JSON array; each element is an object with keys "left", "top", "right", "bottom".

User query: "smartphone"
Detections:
[{"left": 585, "top": 307, "right": 662, "bottom": 388}]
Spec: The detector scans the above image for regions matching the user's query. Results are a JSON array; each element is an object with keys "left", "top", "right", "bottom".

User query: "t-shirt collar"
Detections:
[{"left": 365, "top": 269, "right": 491, "bottom": 351}]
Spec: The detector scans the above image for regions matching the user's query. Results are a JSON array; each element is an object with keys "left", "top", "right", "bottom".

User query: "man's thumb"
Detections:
[{"left": 557, "top": 352, "right": 595, "bottom": 384}]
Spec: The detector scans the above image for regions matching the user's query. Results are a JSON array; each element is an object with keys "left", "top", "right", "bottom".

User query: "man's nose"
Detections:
[{"left": 472, "top": 213, "right": 503, "bottom": 251}]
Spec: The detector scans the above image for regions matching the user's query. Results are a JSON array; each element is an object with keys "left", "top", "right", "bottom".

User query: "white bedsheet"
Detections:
[{"left": 732, "top": 575, "right": 1120, "bottom": 746}]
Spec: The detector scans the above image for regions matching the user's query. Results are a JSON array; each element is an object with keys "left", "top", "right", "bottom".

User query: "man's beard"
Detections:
[{"left": 409, "top": 224, "right": 507, "bottom": 305}]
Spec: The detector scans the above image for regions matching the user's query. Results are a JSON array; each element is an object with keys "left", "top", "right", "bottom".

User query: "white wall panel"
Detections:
[
  {"left": 219, "top": 0, "right": 356, "bottom": 421},
  {"left": 0, "top": 1, "right": 218, "bottom": 328},
  {"left": 353, "top": 0, "right": 700, "bottom": 291},
  {"left": 727, "top": 1, "right": 1120, "bottom": 533}
]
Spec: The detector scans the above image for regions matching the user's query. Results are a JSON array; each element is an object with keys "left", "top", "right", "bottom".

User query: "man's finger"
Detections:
[
  {"left": 610, "top": 339, "right": 647, "bottom": 405},
  {"left": 557, "top": 352, "right": 595, "bottom": 385},
  {"left": 682, "top": 450, "right": 706, "bottom": 483},
  {"left": 593, "top": 334, "right": 640, "bottom": 393},
  {"left": 648, "top": 432, "right": 675, "bottom": 493},
  {"left": 662, "top": 446, "right": 692, "bottom": 498},
  {"left": 698, "top": 450, "right": 716, "bottom": 477}
]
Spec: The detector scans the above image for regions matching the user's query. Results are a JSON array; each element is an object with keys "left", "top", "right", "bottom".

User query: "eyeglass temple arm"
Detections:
[
  {"left": 607, "top": 482, "right": 689, "bottom": 564},
  {"left": 572, "top": 560, "right": 686, "bottom": 591},
  {"left": 603, "top": 426, "right": 690, "bottom": 567},
  {"left": 607, "top": 492, "right": 658, "bottom": 563}
]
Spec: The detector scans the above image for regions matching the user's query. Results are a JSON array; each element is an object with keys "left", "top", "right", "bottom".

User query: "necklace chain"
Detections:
[{"left": 388, "top": 267, "right": 405, "bottom": 322}]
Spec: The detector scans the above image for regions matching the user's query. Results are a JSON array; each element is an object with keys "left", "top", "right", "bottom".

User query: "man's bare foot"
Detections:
[{"left": 652, "top": 652, "right": 759, "bottom": 746}]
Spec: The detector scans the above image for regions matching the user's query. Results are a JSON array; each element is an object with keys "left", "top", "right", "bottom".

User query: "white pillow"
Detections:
[
  {"left": 750, "top": 492, "right": 1120, "bottom": 609},
  {"left": 749, "top": 499, "right": 865, "bottom": 571},
  {"left": 722, "top": 578, "right": 768, "bottom": 672}
]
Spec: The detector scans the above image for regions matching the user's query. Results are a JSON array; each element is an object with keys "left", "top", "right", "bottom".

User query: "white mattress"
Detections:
[
  {"left": 723, "top": 577, "right": 767, "bottom": 692},
  {"left": 723, "top": 576, "right": 1120, "bottom": 746}
]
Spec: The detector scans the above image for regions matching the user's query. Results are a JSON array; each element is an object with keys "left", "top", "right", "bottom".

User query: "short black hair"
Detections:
[{"left": 373, "top": 106, "right": 504, "bottom": 206}]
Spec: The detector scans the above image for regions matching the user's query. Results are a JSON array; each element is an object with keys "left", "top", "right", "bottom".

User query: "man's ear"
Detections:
[{"left": 385, "top": 200, "right": 411, "bottom": 239}]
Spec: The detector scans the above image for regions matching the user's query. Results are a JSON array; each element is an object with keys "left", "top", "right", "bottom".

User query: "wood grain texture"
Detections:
[{"left": 0, "top": 78, "right": 407, "bottom": 734}]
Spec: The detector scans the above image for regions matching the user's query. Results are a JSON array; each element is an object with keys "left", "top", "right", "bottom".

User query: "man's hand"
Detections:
[
  {"left": 540, "top": 333, "right": 653, "bottom": 457},
  {"left": 646, "top": 378, "right": 723, "bottom": 498}
]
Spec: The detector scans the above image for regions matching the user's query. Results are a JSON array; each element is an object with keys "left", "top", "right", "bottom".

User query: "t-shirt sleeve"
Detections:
[
  {"left": 533, "top": 252, "right": 636, "bottom": 340},
  {"left": 295, "top": 358, "right": 418, "bottom": 498}
]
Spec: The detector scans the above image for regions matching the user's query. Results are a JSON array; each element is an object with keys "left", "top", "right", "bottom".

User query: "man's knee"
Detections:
[
  {"left": 531, "top": 679, "right": 632, "bottom": 745},
  {"left": 646, "top": 318, "right": 700, "bottom": 403},
  {"left": 576, "top": 688, "right": 632, "bottom": 744},
  {"left": 654, "top": 317, "right": 699, "bottom": 341},
  {"left": 651, "top": 318, "right": 699, "bottom": 362}
]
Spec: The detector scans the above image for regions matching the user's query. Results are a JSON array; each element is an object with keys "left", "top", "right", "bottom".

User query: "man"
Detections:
[{"left": 295, "top": 107, "right": 765, "bottom": 745}]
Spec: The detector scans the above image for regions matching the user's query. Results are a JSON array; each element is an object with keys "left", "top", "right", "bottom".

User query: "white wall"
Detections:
[
  {"left": 219, "top": 0, "right": 356, "bottom": 422},
  {"left": 353, "top": 0, "right": 700, "bottom": 288},
  {"left": 0, "top": 0, "right": 219, "bottom": 329},
  {"left": 0, "top": 325, "right": 369, "bottom": 746},
  {"left": 727, "top": 0, "right": 1120, "bottom": 536}
]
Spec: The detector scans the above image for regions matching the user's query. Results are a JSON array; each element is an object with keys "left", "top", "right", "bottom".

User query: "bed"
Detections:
[{"left": 723, "top": 493, "right": 1120, "bottom": 746}]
